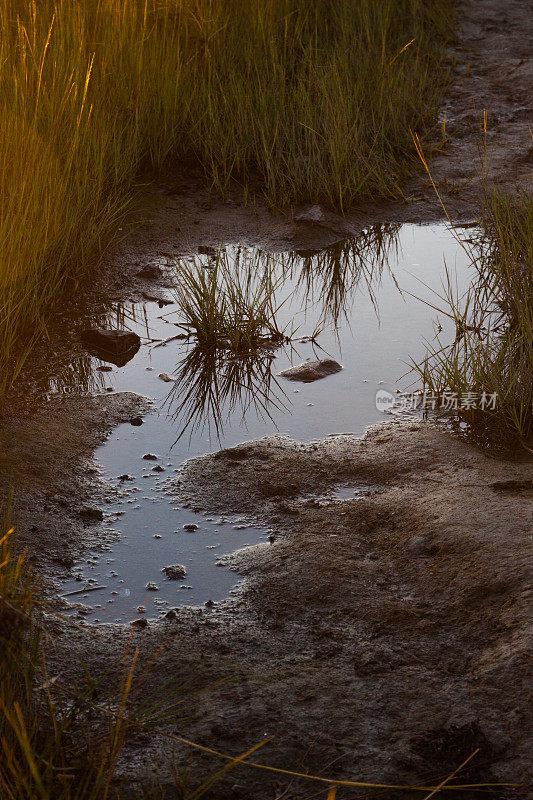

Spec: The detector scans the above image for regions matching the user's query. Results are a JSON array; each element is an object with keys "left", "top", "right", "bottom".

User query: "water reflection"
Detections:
[
  {"left": 286, "top": 223, "right": 401, "bottom": 326},
  {"left": 164, "top": 343, "right": 290, "bottom": 443},
  {"left": 15, "top": 223, "right": 405, "bottom": 442},
  {"left": 159, "top": 226, "right": 401, "bottom": 439}
]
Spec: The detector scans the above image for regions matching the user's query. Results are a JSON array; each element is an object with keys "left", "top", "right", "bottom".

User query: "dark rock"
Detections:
[
  {"left": 162, "top": 564, "right": 187, "bottom": 580},
  {"left": 278, "top": 358, "right": 342, "bottom": 382},
  {"left": 81, "top": 328, "right": 141, "bottom": 367},
  {"left": 205, "top": 599, "right": 215, "bottom": 608},
  {"left": 152, "top": 465, "right": 165, "bottom": 472},
  {"left": 79, "top": 507, "right": 104, "bottom": 522},
  {"left": 145, "top": 582, "right": 158, "bottom": 591},
  {"left": 131, "top": 617, "right": 148, "bottom": 628},
  {"left": 117, "top": 474, "right": 134, "bottom": 482},
  {"left": 165, "top": 609, "right": 177, "bottom": 619},
  {"left": 130, "top": 416, "right": 143, "bottom": 426},
  {"left": 136, "top": 264, "right": 162, "bottom": 281},
  {"left": 183, "top": 523, "right": 198, "bottom": 532},
  {"left": 96, "top": 365, "right": 113, "bottom": 372},
  {"left": 143, "top": 454, "right": 158, "bottom": 460}
]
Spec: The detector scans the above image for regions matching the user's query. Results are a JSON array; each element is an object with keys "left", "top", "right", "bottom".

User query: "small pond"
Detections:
[{"left": 57, "top": 222, "right": 475, "bottom": 622}]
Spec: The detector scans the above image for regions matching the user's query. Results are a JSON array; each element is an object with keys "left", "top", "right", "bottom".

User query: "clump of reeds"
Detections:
[
  {"left": 410, "top": 190, "right": 532, "bottom": 450},
  {"left": 170, "top": 250, "right": 289, "bottom": 355}
]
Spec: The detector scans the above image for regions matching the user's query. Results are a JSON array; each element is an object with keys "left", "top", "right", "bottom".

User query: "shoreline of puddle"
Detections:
[{"left": 54, "top": 222, "right": 475, "bottom": 623}]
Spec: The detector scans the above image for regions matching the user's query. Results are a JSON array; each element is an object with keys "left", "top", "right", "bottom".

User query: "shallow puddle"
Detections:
[{"left": 57, "top": 222, "right": 475, "bottom": 622}]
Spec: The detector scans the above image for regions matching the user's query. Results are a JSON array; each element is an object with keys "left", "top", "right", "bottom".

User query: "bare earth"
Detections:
[{"left": 1, "top": 0, "right": 532, "bottom": 797}]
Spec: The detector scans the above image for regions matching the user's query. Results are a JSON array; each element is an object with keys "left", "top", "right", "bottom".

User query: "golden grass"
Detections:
[{"left": 0, "top": 0, "right": 455, "bottom": 403}]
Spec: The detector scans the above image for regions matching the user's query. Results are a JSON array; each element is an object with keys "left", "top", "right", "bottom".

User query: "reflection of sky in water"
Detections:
[{"left": 57, "top": 223, "right": 474, "bottom": 623}]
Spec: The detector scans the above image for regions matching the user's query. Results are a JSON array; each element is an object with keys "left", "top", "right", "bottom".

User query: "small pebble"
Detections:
[
  {"left": 130, "top": 417, "right": 143, "bottom": 426},
  {"left": 183, "top": 523, "right": 198, "bottom": 532},
  {"left": 143, "top": 454, "right": 158, "bottom": 460}
]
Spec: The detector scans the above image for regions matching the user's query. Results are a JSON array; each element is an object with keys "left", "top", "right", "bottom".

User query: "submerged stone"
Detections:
[{"left": 278, "top": 358, "right": 342, "bottom": 382}]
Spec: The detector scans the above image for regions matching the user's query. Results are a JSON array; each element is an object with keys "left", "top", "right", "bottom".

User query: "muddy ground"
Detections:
[{"left": 1, "top": 0, "right": 532, "bottom": 797}]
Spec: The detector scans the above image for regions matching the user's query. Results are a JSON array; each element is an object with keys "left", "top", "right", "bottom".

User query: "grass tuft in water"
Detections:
[
  {"left": 410, "top": 190, "right": 533, "bottom": 450},
  {"left": 170, "top": 249, "right": 289, "bottom": 355}
]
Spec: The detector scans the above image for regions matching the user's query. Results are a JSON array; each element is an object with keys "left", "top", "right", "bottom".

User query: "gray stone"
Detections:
[
  {"left": 136, "top": 264, "right": 162, "bottom": 281},
  {"left": 278, "top": 359, "right": 342, "bottom": 382},
  {"left": 408, "top": 536, "right": 430, "bottom": 555}
]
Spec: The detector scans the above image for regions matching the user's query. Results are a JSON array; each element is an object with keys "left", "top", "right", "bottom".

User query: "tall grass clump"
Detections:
[
  {"left": 170, "top": 250, "right": 288, "bottom": 354},
  {"left": 410, "top": 190, "right": 533, "bottom": 450},
  {"left": 0, "top": 0, "right": 455, "bottom": 404}
]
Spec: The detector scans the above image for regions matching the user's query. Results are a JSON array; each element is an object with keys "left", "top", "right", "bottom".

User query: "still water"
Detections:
[{"left": 58, "top": 222, "right": 474, "bottom": 622}]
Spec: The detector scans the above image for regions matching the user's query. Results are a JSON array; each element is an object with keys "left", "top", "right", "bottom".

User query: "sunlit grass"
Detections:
[{"left": 0, "top": 0, "right": 455, "bottom": 404}]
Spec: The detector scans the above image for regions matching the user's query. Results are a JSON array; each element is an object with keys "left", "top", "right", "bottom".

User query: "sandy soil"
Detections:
[{"left": 1, "top": 0, "right": 532, "bottom": 797}]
